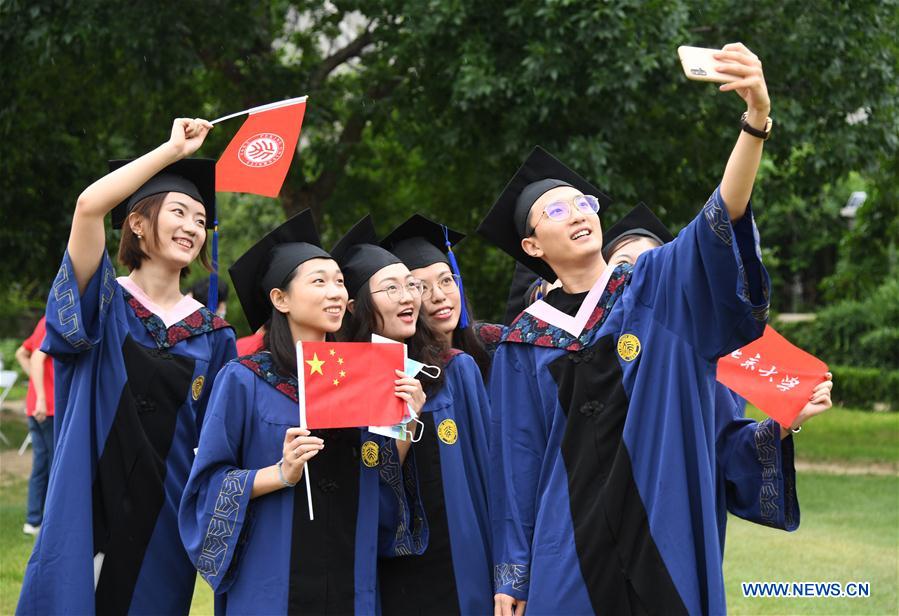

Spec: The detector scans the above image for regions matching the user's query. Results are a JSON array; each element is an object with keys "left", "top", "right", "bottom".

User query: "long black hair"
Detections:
[
  {"left": 262, "top": 265, "right": 301, "bottom": 378},
  {"left": 449, "top": 289, "right": 492, "bottom": 382},
  {"left": 337, "top": 284, "right": 447, "bottom": 395}
]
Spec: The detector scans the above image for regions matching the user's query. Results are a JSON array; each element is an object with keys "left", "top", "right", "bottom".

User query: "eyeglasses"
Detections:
[
  {"left": 420, "top": 274, "right": 459, "bottom": 301},
  {"left": 371, "top": 280, "right": 424, "bottom": 303},
  {"left": 529, "top": 194, "right": 601, "bottom": 235}
]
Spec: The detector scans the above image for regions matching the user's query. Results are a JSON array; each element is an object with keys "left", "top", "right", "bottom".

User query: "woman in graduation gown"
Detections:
[
  {"left": 17, "top": 118, "right": 237, "bottom": 616},
  {"left": 600, "top": 203, "right": 833, "bottom": 559},
  {"left": 375, "top": 215, "right": 494, "bottom": 614},
  {"left": 179, "top": 210, "right": 428, "bottom": 615},
  {"left": 480, "top": 44, "right": 779, "bottom": 615}
]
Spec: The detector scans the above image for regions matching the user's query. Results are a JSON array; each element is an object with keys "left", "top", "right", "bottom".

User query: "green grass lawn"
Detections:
[
  {"left": 3, "top": 473, "right": 896, "bottom": 615},
  {"left": 724, "top": 472, "right": 898, "bottom": 615},
  {"left": 2, "top": 405, "right": 896, "bottom": 614},
  {"left": 745, "top": 405, "right": 899, "bottom": 465},
  {"left": 0, "top": 481, "right": 34, "bottom": 615}
]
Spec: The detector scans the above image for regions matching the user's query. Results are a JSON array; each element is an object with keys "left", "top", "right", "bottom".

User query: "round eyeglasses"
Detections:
[
  {"left": 420, "top": 274, "right": 460, "bottom": 301},
  {"left": 371, "top": 280, "right": 424, "bottom": 303},
  {"left": 529, "top": 194, "right": 601, "bottom": 235}
]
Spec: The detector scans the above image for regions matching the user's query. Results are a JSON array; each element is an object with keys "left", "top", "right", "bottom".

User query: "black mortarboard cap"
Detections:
[
  {"left": 381, "top": 214, "right": 472, "bottom": 327},
  {"left": 476, "top": 146, "right": 611, "bottom": 282},
  {"left": 380, "top": 214, "right": 466, "bottom": 270},
  {"left": 108, "top": 158, "right": 216, "bottom": 229},
  {"left": 228, "top": 209, "right": 332, "bottom": 331},
  {"left": 601, "top": 202, "right": 675, "bottom": 261},
  {"left": 331, "top": 215, "right": 402, "bottom": 299}
]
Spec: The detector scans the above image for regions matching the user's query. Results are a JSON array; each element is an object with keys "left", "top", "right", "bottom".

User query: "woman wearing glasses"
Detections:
[
  {"left": 331, "top": 215, "right": 433, "bottom": 546},
  {"left": 179, "top": 211, "right": 427, "bottom": 614},
  {"left": 374, "top": 215, "right": 494, "bottom": 614}
]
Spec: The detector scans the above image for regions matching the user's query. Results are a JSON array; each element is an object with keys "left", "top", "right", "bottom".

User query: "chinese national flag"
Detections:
[
  {"left": 717, "top": 325, "right": 829, "bottom": 427},
  {"left": 216, "top": 99, "right": 307, "bottom": 197},
  {"left": 299, "top": 341, "right": 406, "bottom": 429}
]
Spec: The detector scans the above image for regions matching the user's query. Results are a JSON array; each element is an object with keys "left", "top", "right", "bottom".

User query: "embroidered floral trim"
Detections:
[
  {"left": 500, "top": 264, "right": 632, "bottom": 351},
  {"left": 237, "top": 352, "right": 299, "bottom": 402},
  {"left": 473, "top": 322, "right": 505, "bottom": 352},
  {"left": 122, "top": 289, "right": 231, "bottom": 349}
]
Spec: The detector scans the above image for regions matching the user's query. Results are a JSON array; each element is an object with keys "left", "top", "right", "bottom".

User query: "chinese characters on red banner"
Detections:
[{"left": 717, "top": 325, "right": 829, "bottom": 427}]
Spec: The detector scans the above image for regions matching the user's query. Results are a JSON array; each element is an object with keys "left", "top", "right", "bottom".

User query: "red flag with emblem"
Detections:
[
  {"left": 215, "top": 97, "right": 307, "bottom": 197},
  {"left": 717, "top": 325, "right": 829, "bottom": 427},
  {"left": 298, "top": 341, "right": 406, "bottom": 429}
]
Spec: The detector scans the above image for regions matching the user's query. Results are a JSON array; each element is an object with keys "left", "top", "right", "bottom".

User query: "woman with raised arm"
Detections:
[{"left": 17, "top": 119, "right": 236, "bottom": 616}]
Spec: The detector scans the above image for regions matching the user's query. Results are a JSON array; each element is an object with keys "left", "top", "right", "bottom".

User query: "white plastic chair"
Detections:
[{"left": 0, "top": 358, "right": 19, "bottom": 446}]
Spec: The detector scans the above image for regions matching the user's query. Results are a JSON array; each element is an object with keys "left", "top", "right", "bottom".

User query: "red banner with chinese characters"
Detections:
[
  {"left": 299, "top": 341, "right": 406, "bottom": 429},
  {"left": 717, "top": 325, "right": 829, "bottom": 427}
]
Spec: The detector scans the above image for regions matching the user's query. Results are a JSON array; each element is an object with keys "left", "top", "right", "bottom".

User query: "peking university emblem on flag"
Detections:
[
  {"left": 361, "top": 441, "right": 380, "bottom": 468},
  {"left": 238, "top": 132, "right": 285, "bottom": 168},
  {"left": 617, "top": 334, "right": 641, "bottom": 362},
  {"left": 437, "top": 419, "right": 458, "bottom": 445}
]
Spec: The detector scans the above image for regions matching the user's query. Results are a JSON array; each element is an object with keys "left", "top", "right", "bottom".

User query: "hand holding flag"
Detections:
[{"left": 717, "top": 325, "right": 830, "bottom": 428}]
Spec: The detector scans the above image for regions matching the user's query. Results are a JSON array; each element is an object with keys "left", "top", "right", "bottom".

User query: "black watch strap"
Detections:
[{"left": 740, "top": 111, "right": 772, "bottom": 140}]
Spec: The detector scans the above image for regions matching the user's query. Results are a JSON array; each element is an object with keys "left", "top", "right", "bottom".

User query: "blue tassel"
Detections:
[
  {"left": 443, "top": 225, "right": 469, "bottom": 329},
  {"left": 208, "top": 219, "right": 219, "bottom": 312}
]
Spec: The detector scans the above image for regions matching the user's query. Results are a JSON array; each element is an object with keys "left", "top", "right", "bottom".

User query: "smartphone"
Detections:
[{"left": 677, "top": 46, "right": 738, "bottom": 83}]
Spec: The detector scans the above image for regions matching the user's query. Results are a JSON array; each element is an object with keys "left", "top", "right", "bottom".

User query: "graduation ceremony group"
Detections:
[{"left": 14, "top": 42, "right": 837, "bottom": 616}]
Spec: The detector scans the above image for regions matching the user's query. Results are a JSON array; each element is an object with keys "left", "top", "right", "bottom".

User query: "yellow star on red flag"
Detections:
[{"left": 306, "top": 353, "right": 325, "bottom": 376}]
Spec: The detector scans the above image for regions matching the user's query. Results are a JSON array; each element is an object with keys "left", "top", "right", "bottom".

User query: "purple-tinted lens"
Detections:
[
  {"left": 576, "top": 195, "right": 600, "bottom": 214},
  {"left": 545, "top": 202, "right": 571, "bottom": 221}
]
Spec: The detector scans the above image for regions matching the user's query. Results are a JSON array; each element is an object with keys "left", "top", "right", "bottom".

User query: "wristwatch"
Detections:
[{"left": 740, "top": 111, "right": 773, "bottom": 141}]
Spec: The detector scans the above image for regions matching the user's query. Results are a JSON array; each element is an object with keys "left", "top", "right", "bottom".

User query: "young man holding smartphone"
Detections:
[{"left": 480, "top": 43, "right": 774, "bottom": 615}]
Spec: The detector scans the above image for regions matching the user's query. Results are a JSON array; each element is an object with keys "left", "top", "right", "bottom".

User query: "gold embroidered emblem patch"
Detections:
[
  {"left": 361, "top": 441, "right": 379, "bottom": 468},
  {"left": 191, "top": 376, "right": 205, "bottom": 401},
  {"left": 437, "top": 419, "right": 458, "bottom": 445},
  {"left": 617, "top": 334, "right": 641, "bottom": 362}
]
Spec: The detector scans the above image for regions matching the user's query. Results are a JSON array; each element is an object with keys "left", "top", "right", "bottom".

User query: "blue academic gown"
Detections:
[
  {"left": 490, "top": 188, "right": 773, "bottom": 615},
  {"left": 180, "top": 352, "right": 427, "bottom": 615},
  {"left": 17, "top": 251, "right": 236, "bottom": 616},
  {"left": 378, "top": 351, "right": 494, "bottom": 615},
  {"left": 714, "top": 386, "right": 799, "bottom": 553}
]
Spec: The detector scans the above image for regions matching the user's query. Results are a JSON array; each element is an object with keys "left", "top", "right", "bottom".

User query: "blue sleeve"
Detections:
[
  {"left": 489, "top": 344, "right": 548, "bottom": 600},
  {"left": 179, "top": 363, "right": 258, "bottom": 593},
  {"left": 714, "top": 384, "right": 799, "bottom": 531},
  {"left": 453, "top": 355, "right": 493, "bottom": 532},
  {"left": 195, "top": 328, "right": 238, "bottom": 434},
  {"left": 632, "top": 186, "right": 770, "bottom": 360},
  {"left": 42, "top": 249, "right": 118, "bottom": 358},
  {"left": 378, "top": 437, "right": 428, "bottom": 557}
]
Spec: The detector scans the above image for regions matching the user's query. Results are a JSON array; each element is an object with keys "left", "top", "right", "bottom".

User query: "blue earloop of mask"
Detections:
[{"left": 405, "top": 357, "right": 441, "bottom": 380}]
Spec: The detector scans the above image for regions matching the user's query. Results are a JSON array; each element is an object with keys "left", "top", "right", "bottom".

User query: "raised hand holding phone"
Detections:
[{"left": 678, "top": 45, "right": 739, "bottom": 83}]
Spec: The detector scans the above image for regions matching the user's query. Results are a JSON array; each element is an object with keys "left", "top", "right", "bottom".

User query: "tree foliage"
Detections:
[{"left": 1, "top": 0, "right": 896, "bottom": 332}]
